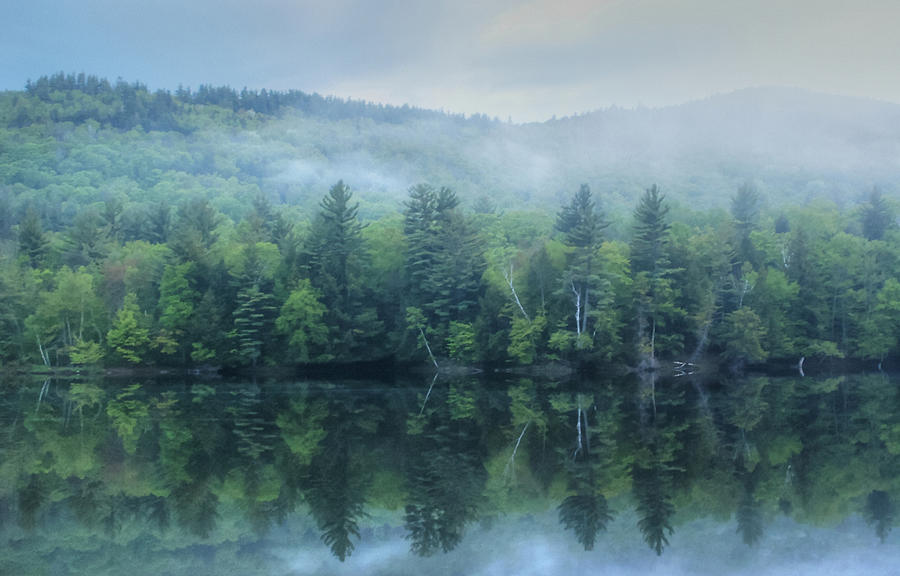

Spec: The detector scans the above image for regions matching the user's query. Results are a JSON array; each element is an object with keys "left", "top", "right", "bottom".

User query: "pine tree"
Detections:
[
  {"left": 403, "top": 184, "right": 483, "bottom": 354},
  {"left": 731, "top": 183, "right": 761, "bottom": 265},
  {"left": 230, "top": 242, "right": 277, "bottom": 367},
  {"left": 18, "top": 208, "right": 49, "bottom": 268},
  {"left": 555, "top": 184, "right": 607, "bottom": 349},
  {"left": 631, "top": 185, "right": 682, "bottom": 360},
  {"left": 307, "top": 181, "right": 382, "bottom": 358},
  {"left": 861, "top": 187, "right": 895, "bottom": 241}
]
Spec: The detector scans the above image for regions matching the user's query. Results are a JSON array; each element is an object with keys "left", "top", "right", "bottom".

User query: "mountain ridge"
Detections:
[{"left": 1, "top": 74, "right": 897, "bottom": 221}]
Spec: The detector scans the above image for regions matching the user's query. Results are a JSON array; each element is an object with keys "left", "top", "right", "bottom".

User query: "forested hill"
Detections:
[
  {"left": 2, "top": 73, "right": 898, "bottom": 224},
  {"left": 2, "top": 73, "right": 900, "bottom": 371}
]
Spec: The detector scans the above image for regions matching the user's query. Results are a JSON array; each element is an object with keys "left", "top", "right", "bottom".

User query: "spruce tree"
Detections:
[
  {"left": 555, "top": 184, "right": 607, "bottom": 348},
  {"left": 307, "top": 181, "right": 382, "bottom": 358},
  {"left": 631, "top": 185, "right": 681, "bottom": 359},
  {"left": 403, "top": 184, "right": 482, "bottom": 354},
  {"left": 861, "top": 187, "right": 894, "bottom": 241}
]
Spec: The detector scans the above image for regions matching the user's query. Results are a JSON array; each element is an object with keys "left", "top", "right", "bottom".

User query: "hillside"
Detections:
[{"left": 1, "top": 75, "right": 897, "bottom": 229}]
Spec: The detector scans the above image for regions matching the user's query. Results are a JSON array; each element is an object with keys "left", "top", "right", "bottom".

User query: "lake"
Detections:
[{"left": 2, "top": 369, "right": 898, "bottom": 575}]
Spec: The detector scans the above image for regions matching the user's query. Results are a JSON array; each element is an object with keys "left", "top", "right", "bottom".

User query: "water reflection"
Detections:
[{"left": 2, "top": 371, "right": 900, "bottom": 573}]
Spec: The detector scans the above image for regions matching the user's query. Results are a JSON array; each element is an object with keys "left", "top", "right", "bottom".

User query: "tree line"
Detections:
[
  {"left": 1, "top": 176, "right": 898, "bottom": 370},
  {"left": 9, "top": 72, "right": 481, "bottom": 132}
]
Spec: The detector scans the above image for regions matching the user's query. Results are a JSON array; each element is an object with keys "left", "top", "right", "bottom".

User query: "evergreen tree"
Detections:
[
  {"left": 170, "top": 199, "right": 221, "bottom": 263},
  {"left": 157, "top": 262, "right": 198, "bottom": 360},
  {"left": 64, "top": 209, "right": 107, "bottom": 266},
  {"left": 307, "top": 181, "right": 382, "bottom": 357},
  {"left": 146, "top": 202, "right": 171, "bottom": 244},
  {"left": 555, "top": 184, "right": 607, "bottom": 349},
  {"left": 861, "top": 188, "right": 895, "bottom": 241},
  {"left": 230, "top": 242, "right": 277, "bottom": 368},
  {"left": 18, "top": 208, "right": 49, "bottom": 268},
  {"left": 731, "top": 183, "right": 762, "bottom": 265},
  {"left": 403, "top": 184, "right": 483, "bottom": 354},
  {"left": 631, "top": 185, "right": 682, "bottom": 360}
]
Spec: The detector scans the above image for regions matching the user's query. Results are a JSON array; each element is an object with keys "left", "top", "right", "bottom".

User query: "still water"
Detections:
[{"left": 2, "top": 370, "right": 899, "bottom": 575}]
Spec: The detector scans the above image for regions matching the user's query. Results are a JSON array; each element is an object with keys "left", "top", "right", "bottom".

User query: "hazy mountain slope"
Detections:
[
  {"left": 253, "top": 86, "right": 900, "bottom": 214},
  {"left": 2, "top": 80, "right": 897, "bottom": 222}
]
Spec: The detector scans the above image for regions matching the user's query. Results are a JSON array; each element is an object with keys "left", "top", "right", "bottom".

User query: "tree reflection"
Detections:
[
  {"left": 306, "top": 446, "right": 368, "bottom": 561},
  {"left": 404, "top": 380, "right": 486, "bottom": 556},
  {"left": 553, "top": 387, "right": 620, "bottom": 551},
  {"left": 632, "top": 373, "right": 686, "bottom": 556},
  {"left": 864, "top": 490, "right": 895, "bottom": 543},
  {"left": 558, "top": 493, "right": 612, "bottom": 551},
  {"left": 6, "top": 371, "right": 900, "bottom": 567},
  {"left": 633, "top": 461, "right": 674, "bottom": 555},
  {"left": 300, "top": 388, "right": 379, "bottom": 561},
  {"left": 736, "top": 489, "right": 763, "bottom": 546},
  {"left": 17, "top": 474, "right": 47, "bottom": 530}
]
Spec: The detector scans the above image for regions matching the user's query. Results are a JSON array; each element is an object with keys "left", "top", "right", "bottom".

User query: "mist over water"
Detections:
[{"left": 277, "top": 512, "right": 896, "bottom": 576}]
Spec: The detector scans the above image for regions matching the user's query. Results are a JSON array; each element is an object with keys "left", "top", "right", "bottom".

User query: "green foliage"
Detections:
[
  {"left": 307, "top": 181, "right": 383, "bottom": 358},
  {"left": 632, "top": 185, "right": 685, "bottom": 359},
  {"left": 157, "top": 262, "right": 197, "bottom": 357},
  {"left": 106, "top": 384, "right": 150, "bottom": 454},
  {"left": 276, "top": 279, "right": 330, "bottom": 363},
  {"left": 548, "top": 328, "right": 574, "bottom": 356},
  {"left": 556, "top": 184, "right": 607, "bottom": 349},
  {"left": 507, "top": 315, "right": 546, "bottom": 365},
  {"left": 722, "top": 308, "right": 768, "bottom": 364},
  {"left": 69, "top": 339, "right": 105, "bottom": 366},
  {"left": 25, "top": 266, "right": 106, "bottom": 365},
  {"left": 231, "top": 282, "right": 276, "bottom": 367},
  {"left": 18, "top": 208, "right": 49, "bottom": 267},
  {"left": 731, "top": 183, "right": 762, "bottom": 265},
  {"left": 403, "top": 184, "right": 483, "bottom": 351},
  {"left": 857, "top": 277, "right": 900, "bottom": 360},
  {"left": 447, "top": 321, "right": 476, "bottom": 362},
  {"left": 107, "top": 293, "right": 150, "bottom": 363},
  {"left": 276, "top": 398, "right": 329, "bottom": 467},
  {"left": 861, "top": 188, "right": 895, "bottom": 241}
]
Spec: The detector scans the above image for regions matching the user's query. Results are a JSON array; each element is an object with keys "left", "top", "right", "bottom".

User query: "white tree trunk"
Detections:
[
  {"left": 571, "top": 281, "right": 582, "bottom": 339},
  {"left": 419, "top": 327, "right": 439, "bottom": 368},
  {"left": 505, "top": 263, "right": 530, "bottom": 321}
]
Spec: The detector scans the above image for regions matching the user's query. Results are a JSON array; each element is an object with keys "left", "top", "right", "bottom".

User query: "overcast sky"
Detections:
[{"left": 3, "top": 0, "right": 899, "bottom": 122}]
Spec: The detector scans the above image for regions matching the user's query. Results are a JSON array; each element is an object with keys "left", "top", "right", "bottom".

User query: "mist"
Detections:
[
  {"left": 210, "top": 86, "right": 900, "bottom": 216},
  {"left": 273, "top": 509, "right": 898, "bottom": 576}
]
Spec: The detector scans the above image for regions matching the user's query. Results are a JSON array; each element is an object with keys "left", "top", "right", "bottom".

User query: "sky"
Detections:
[{"left": 3, "top": 0, "right": 900, "bottom": 122}]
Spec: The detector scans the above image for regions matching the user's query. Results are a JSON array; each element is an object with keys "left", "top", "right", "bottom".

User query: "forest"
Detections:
[{"left": 1, "top": 73, "right": 900, "bottom": 371}]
